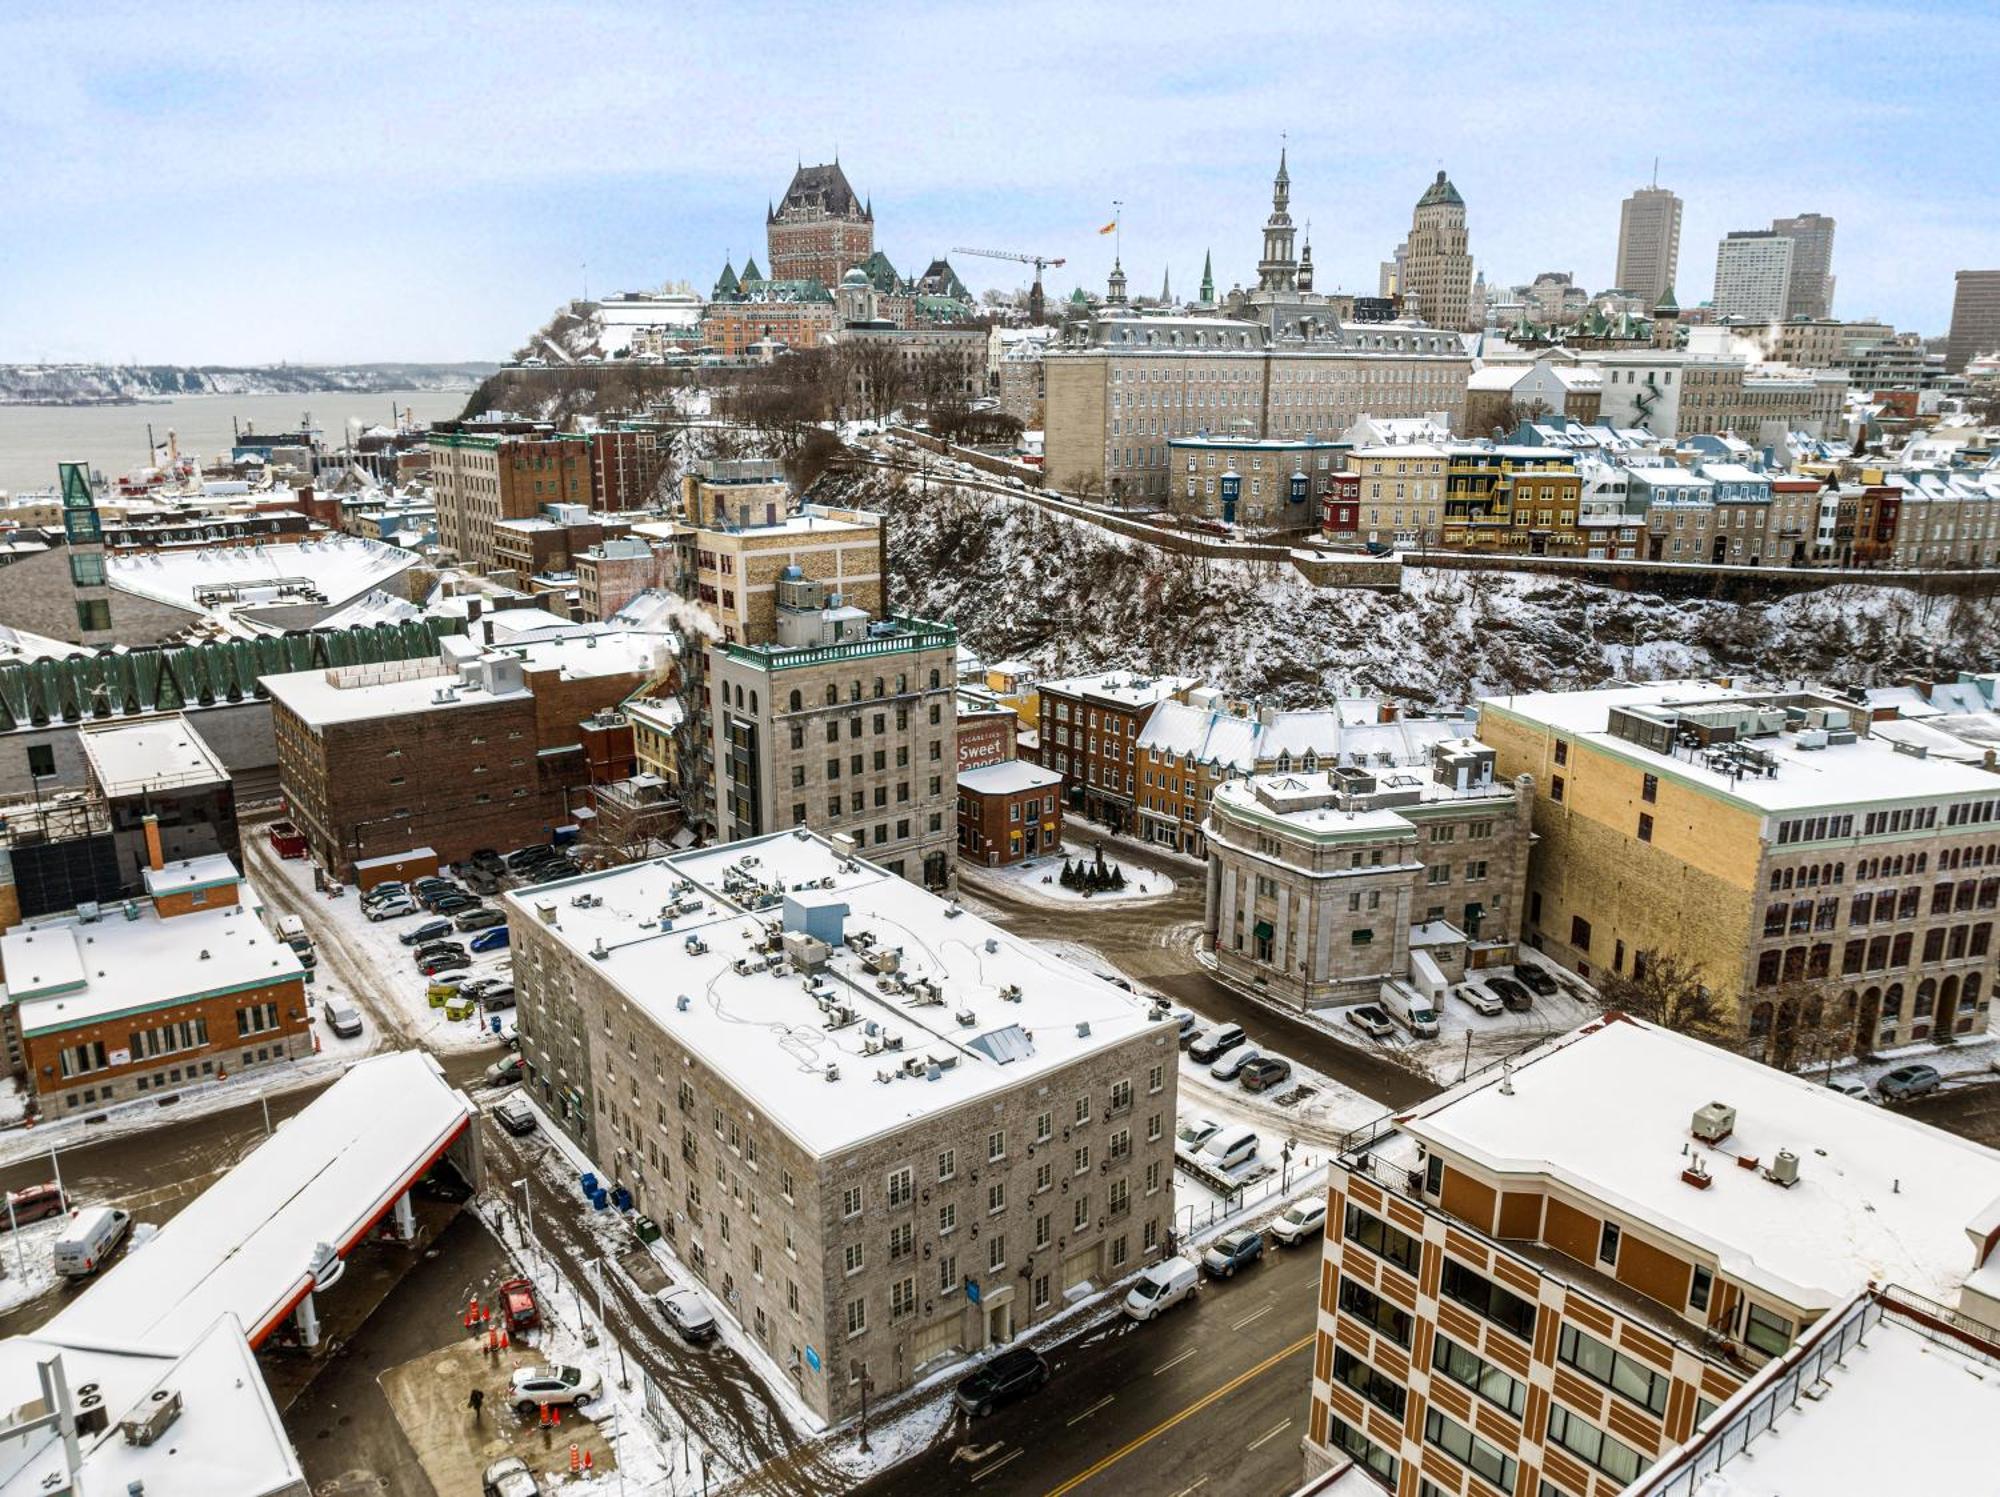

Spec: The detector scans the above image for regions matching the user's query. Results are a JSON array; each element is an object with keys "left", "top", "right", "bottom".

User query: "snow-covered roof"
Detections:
[
  {"left": 957, "top": 761, "right": 1062, "bottom": 796},
  {"left": 1039, "top": 671, "right": 1197, "bottom": 710},
  {"left": 79, "top": 716, "right": 230, "bottom": 797},
  {"left": 1480, "top": 681, "right": 2000, "bottom": 813},
  {"left": 504, "top": 830, "right": 1170, "bottom": 1155},
  {"left": 105, "top": 537, "right": 417, "bottom": 616},
  {"left": 1403, "top": 1016, "right": 2000, "bottom": 1315},
  {"left": 0, "top": 876, "right": 302, "bottom": 1037},
  {"left": 47, "top": 1050, "right": 475, "bottom": 1352},
  {"left": 142, "top": 852, "right": 241, "bottom": 897}
]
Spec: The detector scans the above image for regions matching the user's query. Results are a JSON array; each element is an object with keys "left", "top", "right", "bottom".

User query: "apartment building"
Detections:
[
  {"left": 1945, "top": 268, "right": 2000, "bottom": 373},
  {"left": 1037, "top": 672, "right": 1198, "bottom": 834},
  {"left": 429, "top": 428, "right": 592, "bottom": 569},
  {"left": 705, "top": 580, "right": 957, "bottom": 889},
  {"left": 1347, "top": 446, "right": 1444, "bottom": 548},
  {"left": 1166, "top": 435, "right": 1342, "bottom": 529},
  {"left": 1712, "top": 232, "right": 1794, "bottom": 323},
  {"left": 1441, "top": 448, "right": 1582, "bottom": 555},
  {"left": 956, "top": 760, "right": 1064, "bottom": 866},
  {"left": 1480, "top": 681, "right": 2000, "bottom": 1057},
  {"left": 265, "top": 630, "right": 656, "bottom": 875},
  {"left": 1614, "top": 186, "right": 1682, "bottom": 308},
  {"left": 1043, "top": 314, "right": 1468, "bottom": 502},
  {"left": 1301, "top": 1013, "right": 2000, "bottom": 1494},
  {"left": 1203, "top": 740, "right": 1532, "bottom": 1010},
  {"left": 504, "top": 831, "right": 1180, "bottom": 1422}
]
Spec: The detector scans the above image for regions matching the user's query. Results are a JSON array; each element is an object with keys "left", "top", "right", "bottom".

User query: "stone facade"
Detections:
[
  {"left": 766, "top": 161, "right": 874, "bottom": 289},
  {"left": 430, "top": 429, "right": 593, "bottom": 570},
  {"left": 1403, "top": 172, "right": 1475, "bottom": 330}
]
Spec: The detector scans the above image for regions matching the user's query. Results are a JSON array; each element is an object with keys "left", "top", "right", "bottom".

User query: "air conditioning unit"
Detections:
[
  {"left": 1765, "top": 1149, "right": 1801, "bottom": 1188},
  {"left": 122, "top": 1387, "right": 182, "bottom": 1447},
  {"left": 1691, "top": 1101, "right": 1736, "bottom": 1143}
]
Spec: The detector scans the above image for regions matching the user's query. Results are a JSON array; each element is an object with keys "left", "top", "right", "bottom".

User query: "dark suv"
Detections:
[{"left": 954, "top": 1346, "right": 1049, "bottom": 1417}]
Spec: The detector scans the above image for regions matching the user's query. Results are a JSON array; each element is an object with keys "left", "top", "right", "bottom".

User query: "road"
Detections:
[{"left": 854, "top": 1228, "right": 1321, "bottom": 1497}]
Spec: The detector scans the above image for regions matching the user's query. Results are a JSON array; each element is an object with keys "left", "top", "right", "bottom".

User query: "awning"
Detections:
[{"left": 1253, "top": 919, "right": 1274, "bottom": 940}]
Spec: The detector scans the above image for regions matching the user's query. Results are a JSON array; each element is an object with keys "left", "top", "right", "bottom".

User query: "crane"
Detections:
[{"left": 953, "top": 247, "right": 1067, "bottom": 322}]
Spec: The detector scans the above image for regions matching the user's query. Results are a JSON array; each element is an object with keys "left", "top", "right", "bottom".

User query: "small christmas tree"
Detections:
[{"left": 1111, "top": 864, "right": 1126, "bottom": 890}]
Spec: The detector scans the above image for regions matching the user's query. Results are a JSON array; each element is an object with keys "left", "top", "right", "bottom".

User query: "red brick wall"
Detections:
[
  {"left": 957, "top": 784, "right": 1063, "bottom": 866},
  {"left": 956, "top": 713, "right": 1016, "bottom": 772}
]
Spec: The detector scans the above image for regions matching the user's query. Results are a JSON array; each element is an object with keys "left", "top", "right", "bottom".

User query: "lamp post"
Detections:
[
  {"left": 852, "top": 1360, "right": 874, "bottom": 1454},
  {"left": 511, "top": 1177, "right": 534, "bottom": 1247}
]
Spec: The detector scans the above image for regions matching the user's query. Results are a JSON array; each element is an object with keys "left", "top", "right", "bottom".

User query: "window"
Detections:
[
  {"left": 939, "top": 1202, "right": 957, "bottom": 1235},
  {"left": 1036, "top": 1161, "right": 1052, "bottom": 1192},
  {"left": 1111, "top": 1078, "right": 1132, "bottom": 1112},
  {"left": 1425, "top": 1407, "right": 1518, "bottom": 1493},
  {"left": 937, "top": 1149, "right": 956, "bottom": 1181},
  {"left": 1551, "top": 774, "right": 1565, "bottom": 803},
  {"left": 988, "top": 1182, "right": 1005, "bottom": 1214},
  {"left": 1637, "top": 813, "right": 1654, "bottom": 843},
  {"left": 846, "top": 1298, "right": 866, "bottom": 1336},
  {"left": 1432, "top": 1332, "right": 1526, "bottom": 1417},
  {"left": 1570, "top": 914, "right": 1592, "bottom": 952},
  {"left": 843, "top": 1242, "right": 864, "bottom": 1275},
  {"left": 888, "top": 1222, "right": 912, "bottom": 1261},
  {"left": 1332, "top": 1346, "right": 1406, "bottom": 1420},
  {"left": 1073, "top": 1195, "right": 1089, "bottom": 1230},
  {"left": 1073, "top": 1145, "right": 1090, "bottom": 1175},
  {"left": 891, "top": 1276, "right": 916, "bottom": 1320},
  {"left": 1337, "top": 1277, "right": 1413, "bottom": 1348},
  {"left": 1328, "top": 1415, "right": 1398, "bottom": 1486},
  {"left": 1545, "top": 1406, "right": 1644, "bottom": 1484},
  {"left": 1074, "top": 1095, "right": 1091, "bottom": 1125},
  {"left": 1035, "top": 1212, "right": 1052, "bottom": 1248},
  {"left": 1035, "top": 1111, "right": 1052, "bottom": 1142},
  {"left": 887, "top": 1167, "right": 913, "bottom": 1208},
  {"left": 988, "top": 1130, "right": 1006, "bottom": 1161},
  {"left": 1554, "top": 739, "right": 1569, "bottom": 765},
  {"left": 1598, "top": 1220, "right": 1621, "bottom": 1266},
  {"left": 235, "top": 1002, "right": 280, "bottom": 1036},
  {"left": 1745, "top": 1302, "right": 1793, "bottom": 1356},
  {"left": 1558, "top": 1324, "right": 1669, "bottom": 1415},
  {"left": 1642, "top": 772, "right": 1659, "bottom": 803},
  {"left": 1689, "top": 1263, "right": 1713, "bottom": 1313},
  {"left": 1343, "top": 1204, "right": 1419, "bottom": 1275},
  {"left": 987, "top": 1234, "right": 1005, "bottom": 1271},
  {"left": 842, "top": 1186, "right": 863, "bottom": 1218},
  {"left": 1440, "top": 1259, "right": 1537, "bottom": 1341}
]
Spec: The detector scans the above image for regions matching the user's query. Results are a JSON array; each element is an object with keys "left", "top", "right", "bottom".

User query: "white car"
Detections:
[
  {"left": 1174, "top": 1116, "right": 1221, "bottom": 1163},
  {"left": 1209, "top": 1046, "right": 1261, "bottom": 1082},
  {"left": 1455, "top": 984, "right": 1503, "bottom": 1017},
  {"left": 658, "top": 1287, "right": 718, "bottom": 1344},
  {"left": 508, "top": 1364, "right": 601, "bottom": 1416},
  {"left": 366, "top": 897, "right": 417, "bottom": 922},
  {"left": 1268, "top": 1198, "right": 1328, "bottom": 1246}
]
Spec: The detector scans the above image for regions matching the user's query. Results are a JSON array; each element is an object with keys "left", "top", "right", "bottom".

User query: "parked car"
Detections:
[
  {"left": 495, "top": 1096, "right": 537, "bottom": 1135},
  {"left": 1878, "top": 1063, "right": 1943, "bottom": 1102},
  {"left": 1209, "top": 1046, "right": 1260, "bottom": 1082},
  {"left": 365, "top": 896, "right": 417, "bottom": 922},
  {"left": 1179, "top": 1025, "right": 1206, "bottom": 1052},
  {"left": 508, "top": 1364, "right": 600, "bottom": 1417},
  {"left": 1123, "top": 1256, "right": 1199, "bottom": 1321},
  {"left": 1345, "top": 1005, "right": 1395, "bottom": 1039},
  {"left": 1240, "top": 1056, "right": 1294, "bottom": 1093},
  {"left": 414, "top": 940, "right": 467, "bottom": 963},
  {"left": 954, "top": 1346, "right": 1049, "bottom": 1417},
  {"left": 428, "top": 893, "right": 482, "bottom": 916},
  {"left": 1201, "top": 1228, "right": 1265, "bottom": 1279},
  {"left": 506, "top": 845, "right": 557, "bottom": 873},
  {"left": 400, "top": 918, "right": 455, "bottom": 947},
  {"left": 361, "top": 882, "right": 408, "bottom": 906},
  {"left": 455, "top": 907, "right": 507, "bottom": 932},
  {"left": 657, "top": 1287, "right": 718, "bottom": 1344},
  {"left": 470, "top": 848, "right": 508, "bottom": 876},
  {"left": 487, "top": 1054, "right": 525, "bottom": 1088},
  {"left": 323, "top": 1000, "right": 364, "bottom": 1039},
  {"left": 53, "top": 1206, "right": 131, "bottom": 1278},
  {"left": 419, "top": 950, "right": 471, "bottom": 976},
  {"left": 1455, "top": 983, "right": 1503, "bottom": 1018},
  {"left": 475, "top": 982, "right": 517, "bottom": 1011},
  {"left": 1513, "top": 964, "right": 1560, "bottom": 998},
  {"left": 3, "top": 1183, "right": 65, "bottom": 1229},
  {"left": 1174, "top": 1116, "right": 1221, "bottom": 1162},
  {"left": 1268, "top": 1198, "right": 1328, "bottom": 1246},
  {"left": 525, "top": 862, "right": 579, "bottom": 886},
  {"left": 1170, "top": 1010, "right": 1198, "bottom": 1041},
  {"left": 1487, "top": 976, "right": 1533, "bottom": 1013},
  {"left": 1189, "top": 1023, "right": 1248, "bottom": 1064},
  {"left": 1197, "top": 1125, "right": 1260, "bottom": 1173},
  {"left": 470, "top": 926, "right": 511, "bottom": 954},
  {"left": 498, "top": 1277, "right": 541, "bottom": 1332},
  {"left": 1824, "top": 1075, "right": 1874, "bottom": 1102},
  {"left": 482, "top": 1456, "right": 544, "bottom": 1497}
]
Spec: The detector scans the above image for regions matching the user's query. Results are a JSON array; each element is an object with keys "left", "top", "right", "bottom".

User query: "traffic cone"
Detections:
[
  {"left": 583, "top": 1449, "right": 593, "bottom": 1472},
  {"left": 539, "top": 1403, "right": 551, "bottom": 1427},
  {"left": 499, "top": 1327, "right": 510, "bottom": 1351},
  {"left": 570, "top": 1444, "right": 581, "bottom": 1474}
]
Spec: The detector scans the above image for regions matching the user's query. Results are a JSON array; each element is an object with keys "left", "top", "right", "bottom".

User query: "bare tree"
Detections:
[
  {"left": 1597, "top": 952, "right": 1735, "bottom": 1042},
  {"left": 841, "top": 340, "right": 907, "bottom": 422}
]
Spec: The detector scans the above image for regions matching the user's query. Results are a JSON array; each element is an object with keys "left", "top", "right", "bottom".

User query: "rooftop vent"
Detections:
[
  {"left": 1765, "top": 1149, "right": 1801, "bottom": 1188},
  {"left": 675, "top": 994, "right": 691, "bottom": 1012},
  {"left": 1692, "top": 1101, "right": 1736, "bottom": 1144},
  {"left": 955, "top": 1008, "right": 977, "bottom": 1028},
  {"left": 824, "top": 1064, "right": 839, "bottom": 1083},
  {"left": 1075, "top": 1021, "right": 1092, "bottom": 1039},
  {"left": 121, "top": 1387, "right": 182, "bottom": 1447}
]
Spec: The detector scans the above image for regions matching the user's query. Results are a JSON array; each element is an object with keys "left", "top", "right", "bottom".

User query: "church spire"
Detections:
[
  {"left": 1199, "top": 249, "right": 1215, "bottom": 305},
  {"left": 1161, "top": 265, "right": 1171, "bottom": 304},
  {"left": 1298, "top": 225, "right": 1314, "bottom": 293},
  {"left": 1257, "top": 145, "right": 1298, "bottom": 295}
]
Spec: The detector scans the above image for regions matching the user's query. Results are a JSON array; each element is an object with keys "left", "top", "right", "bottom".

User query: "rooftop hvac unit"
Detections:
[
  {"left": 535, "top": 902, "right": 558, "bottom": 925},
  {"left": 882, "top": 1032, "right": 904, "bottom": 1051},
  {"left": 782, "top": 930, "right": 829, "bottom": 972},
  {"left": 1765, "top": 1149, "right": 1801, "bottom": 1188},
  {"left": 1076, "top": 1021, "right": 1092, "bottom": 1038},
  {"left": 1795, "top": 729, "right": 1829, "bottom": 751},
  {"left": 1691, "top": 1101, "right": 1736, "bottom": 1143},
  {"left": 121, "top": 1387, "right": 183, "bottom": 1447},
  {"left": 675, "top": 994, "right": 691, "bottom": 1011},
  {"left": 955, "top": 1009, "right": 977, "bottom": 1027},
  {"left": 824, "top": 1065, "right": 839, "bottom": 1083},
  {"left": 1001, "top": 984, "right": 1023, "bottom": 1003}
]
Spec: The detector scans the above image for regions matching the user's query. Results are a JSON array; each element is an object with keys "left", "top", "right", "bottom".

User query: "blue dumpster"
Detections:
[
  {"left": 612, "top": 1186, "right": 633, "bottom": 1212},
  {"left": 590, "top": 1188, "right": 610, "bottom": 1211},
  {"left": 580, "top": 1172, "right": 599, "bottom": 1198}
]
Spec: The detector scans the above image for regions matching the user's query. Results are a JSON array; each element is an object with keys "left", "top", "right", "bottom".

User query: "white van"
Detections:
[
  {"left": 1123, "top": 1256, "right": 1199, "bottom": 1321},
  {"left": 53, "top": 1206, "right": 131, "bottom": 1278},
  {"left": 1383, "top": 980, "right": 1441, "bottom": 1039},
  {"left": 1198, "top": 1125, "right": 1259, "bottom": 1174}
]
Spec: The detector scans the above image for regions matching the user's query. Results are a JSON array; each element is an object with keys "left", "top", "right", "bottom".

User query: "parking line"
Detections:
[
  {"left": 1229, "top": 1304, "right": 1273, "bottom": 1330},
  {"left": 1152, "top": 1349, "right": 1197, "bottom": 1376},
  {"left": 1172, "top": 1479, "right": 1210, "bottom": 1497},
  {"left": 1067, "top": 1395, "right": 1115, "bottom": 1426},
  {"left": 971, "top": 1448, "right": 1023, "bottom": 1483},
  {"left": 1247, "top": 1418, "right": 1292, "bottom": 1450}
]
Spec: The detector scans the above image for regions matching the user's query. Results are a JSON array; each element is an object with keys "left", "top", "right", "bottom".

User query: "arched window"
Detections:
[
  {"left": 789, "top": 689, "right": 802, "bottom": 713},
  {"left": 929, "top": 669, "right": 941, "bottom": 689},
  {"left": 873, "top": 676, "right": 885, "bottom": 698},
  {"left": 749, "top": 691, "right": 758, "bottom": 714},
  {"left": 825, "top": 684, "right": 839, "bottom": 706}
]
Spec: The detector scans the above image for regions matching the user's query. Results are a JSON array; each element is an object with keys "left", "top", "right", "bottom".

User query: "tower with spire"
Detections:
[
  {"left": 1256, "top": 147, "right": 1298, "bottom": 294},
  {"left": 1198, "top": 250, "right": 1215, "bottom": 308},
  {"left": 1297, "top": 225, "right": 1314, "bottom": 294},
  {"left": 1107, "top": 257, "right": 1128, "bottom": 306}
]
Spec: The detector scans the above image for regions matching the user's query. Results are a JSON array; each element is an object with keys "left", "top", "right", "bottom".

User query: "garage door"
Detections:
[
  {"left": 910, "top": 1312, "right": 963, "bottom": 1373},
  {"left": 1061, "top": 1245, "right": 1099, "bottom": 1291}
]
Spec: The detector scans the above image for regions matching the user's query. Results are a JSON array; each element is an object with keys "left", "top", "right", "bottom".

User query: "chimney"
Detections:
[{"left": 142, "top": 813, "right": 164, "bottom": 872}]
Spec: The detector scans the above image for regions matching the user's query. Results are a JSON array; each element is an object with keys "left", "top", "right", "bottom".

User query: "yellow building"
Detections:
[{"left": 1442, "top": 446, "right": 1582, "bottom": 554}]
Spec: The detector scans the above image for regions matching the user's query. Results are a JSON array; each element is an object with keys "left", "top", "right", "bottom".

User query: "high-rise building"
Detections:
[
  {"left": 1403, "top": 171, "right": 1475, "bottom": 329},
  {"left": 1945, "top": 268, "right": 2000, "bottom": 372},
  {"left": 1712, "top": 231, "right": 1795, "bottom": 322},
  {"left": 1771, "top": 212, "right": 1836, "bottom": 319},
  {"left": 765, "top": 160, "right": 874, "bottom": 288},
  {"left": 1615, "top": 185, "right": 1683, "bottom": 306}
]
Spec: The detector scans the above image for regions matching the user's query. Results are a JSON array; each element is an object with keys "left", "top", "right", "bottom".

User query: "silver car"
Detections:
[{"left": 1209, "top": 1046, "right": 1261, "bottom": 1082}]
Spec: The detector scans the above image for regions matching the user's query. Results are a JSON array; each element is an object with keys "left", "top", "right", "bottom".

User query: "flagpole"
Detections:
[{"left": 1113, "top": 201, "right": 1123, "bottom": 265}]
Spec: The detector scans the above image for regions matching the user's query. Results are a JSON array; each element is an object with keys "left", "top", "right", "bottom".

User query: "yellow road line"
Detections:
[{"left": 1043, "top": 1333, "right": 1313, "bottom": 1497}]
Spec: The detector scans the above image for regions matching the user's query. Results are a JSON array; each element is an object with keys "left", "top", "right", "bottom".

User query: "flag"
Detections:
[{"left": 1098, "top": 221, "right": 1117, "bottom": 235}]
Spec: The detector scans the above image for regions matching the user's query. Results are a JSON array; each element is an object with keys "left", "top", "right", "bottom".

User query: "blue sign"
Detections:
[
  {"left": 965, "top": 1278, "right": 982, "bottom": 1304},
  {"left": 805, "top": 1345, "right": 821, "bottom": 1372}
]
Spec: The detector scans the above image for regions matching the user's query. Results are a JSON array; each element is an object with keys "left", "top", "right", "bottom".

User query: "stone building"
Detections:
[
  {"left": 1480, "top": 681, "right": 2000, "bottom": 1058},
  {"left": 1203, "top": 740, "right": 1533, "bottom": 1010},
  {"left": 766, "top": 161, "right": 874, "bottom": 289},
  {"left": 505, "top": 831, "right": 1180, "bottom": 1422},
  {"left": 1402, "top": 171, "right": 1475, "bottom": 330},
  {"left": 429, "top": 427, "right": 593, "bottom": 570},
  {"left": 1165, "top": 435, "right": 1339, "bottom": 530}
]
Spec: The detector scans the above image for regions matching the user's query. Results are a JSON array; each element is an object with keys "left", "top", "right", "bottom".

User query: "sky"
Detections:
[{"left": 1, "top": 0, "right": 1995, "bottom": 365}]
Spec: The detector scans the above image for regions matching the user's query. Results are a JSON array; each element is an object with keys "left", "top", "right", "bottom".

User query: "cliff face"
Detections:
[
  {"left": 809, "top": 465, "right": 2000, "bottom": 708},
  {"left": 0, "top": 364, "right": 495, "bottom": 406}
]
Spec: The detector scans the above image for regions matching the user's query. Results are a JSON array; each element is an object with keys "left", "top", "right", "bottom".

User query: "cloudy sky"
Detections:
[{"left": 2, "top": 0, "right": 1993, "bottom": 364}]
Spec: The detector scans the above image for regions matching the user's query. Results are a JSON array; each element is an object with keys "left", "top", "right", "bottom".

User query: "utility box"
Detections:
[{"left": 1691, "top": 1102, "right": 1737, "bottom": 1143}]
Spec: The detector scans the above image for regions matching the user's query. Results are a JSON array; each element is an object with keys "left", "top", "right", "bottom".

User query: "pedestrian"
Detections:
[{"left": 468, "top": 1386, "right": 484, "bottom": 1423}]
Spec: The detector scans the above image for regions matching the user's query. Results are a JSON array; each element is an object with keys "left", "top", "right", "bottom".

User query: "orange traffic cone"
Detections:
[
  {"left": 539, "top": 1403, "right": 552, "bottom": 1427},
  {"left": 499, "top": 1327, "right": 510, "bottom": 1351},
  {"left": 570, "top": 1443, "right": 581, "bottom": 1474},
  {"left": 583, "top": 1449, "right": 593, "bottom": 1472},
  {"left": 486, "top": 1327, "right": 497, "bottom": 1354}
]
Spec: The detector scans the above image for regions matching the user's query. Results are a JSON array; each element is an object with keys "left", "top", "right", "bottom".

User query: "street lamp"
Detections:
[
  {"left": 510, "top": 1178, "right": 534, "bottom": 1246},
  {"left": 590, "top": 1255, "right": 631, "bottom": 1390},
  {"left": 852, "top": 1360, "right": 875, "bottom": 1454}
]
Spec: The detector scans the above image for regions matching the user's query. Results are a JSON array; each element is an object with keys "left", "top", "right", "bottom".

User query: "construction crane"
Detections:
[{"left": 953, "top": 247, "right": 1067, "bottom": 323}]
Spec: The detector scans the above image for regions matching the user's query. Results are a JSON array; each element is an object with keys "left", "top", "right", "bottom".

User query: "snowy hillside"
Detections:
[
  {"left": 813, "top": 467, "right": 2000, "bottom": 708},
  {"left": 0, "top": 363, "right": 494, "bottom": 406}
]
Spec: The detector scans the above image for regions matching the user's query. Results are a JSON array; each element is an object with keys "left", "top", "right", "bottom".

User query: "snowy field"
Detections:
[{"left": 958, "top": 839, "right": 1179, "bottom": 909}]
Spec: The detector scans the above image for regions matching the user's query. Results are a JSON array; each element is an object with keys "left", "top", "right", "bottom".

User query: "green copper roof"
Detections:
[{"left": 1417, "top": 170, "right": 1463, "bottom": 208}]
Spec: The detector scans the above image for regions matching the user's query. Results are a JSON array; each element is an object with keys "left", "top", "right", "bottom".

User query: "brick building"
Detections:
[
  {"left": 1302, "top": 1014, "right": 2000, "bottom": 1492},
  {"left": 955, "top": 690, "right": 1020, "bottom": 773},
  {"left": 265, "top": 630, "right": 657, "bottom": 876},
  {"left": 505, "top": 831, "right": 1179, "bottom": 1423},
  {"left": 0, "top": 844, "right": 309, "bottom": 1115},
  {"left": 490, "top": 511, "right": 629, "bottom": 587},
  {"left": 429, "top": 428, "right": 592, "bottom": 569},
  {"left": 589, "top": 427, "right": 670, "bottom": 511},
  {"left": 956, "top": 761, "right": 1063, "bottom": 866},
  {"left": 1037, "top": 672, "right": 1198, "bottom": 834},
  {"left": 576, "top": 536, "right": 679, "bottom": 622},
  {"left": 1480, "top": 681, "right": 2000, "bottom": 1057},
  {"left": 766, "top": 161, "right": 874, "bottom": 288},
  {"left": 702, "top": 301, "right": 837, "bottom": 357}
]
